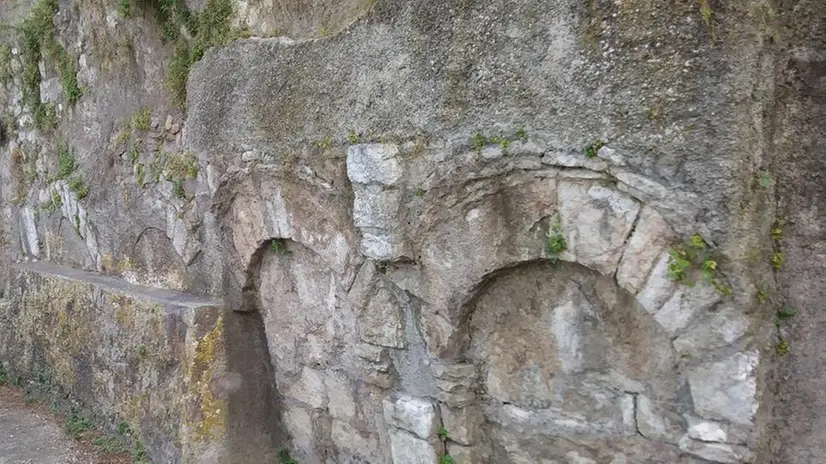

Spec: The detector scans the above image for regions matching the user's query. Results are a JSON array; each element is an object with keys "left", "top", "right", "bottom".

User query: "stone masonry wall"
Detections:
[{"left": 1, "top": 0, "right": 816, "bottom": 462}]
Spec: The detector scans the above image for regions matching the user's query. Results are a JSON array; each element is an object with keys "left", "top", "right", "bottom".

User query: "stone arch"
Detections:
[
  {"left": 449, "top": 260, "right": 682, "bottom": 462},
  {"left": 242, "top": 236, "right": 375, "bottom": 463}
]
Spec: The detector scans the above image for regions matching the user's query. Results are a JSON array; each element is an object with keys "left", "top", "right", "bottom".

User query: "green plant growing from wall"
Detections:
[
  {"left": 56, "top": 140, "right": 77, "bottom": 179},
  {"left": 666, "top": 233, "right": 732, "bottom": 296},
  {"left": 65, "top": 410, "right": 93, "bottom": 440},
  {"left": 41, "top": 190, "right": 62, "bottom": 213},
  {"left": 314, "top": 136, "right": 333, "bottom": 149},
  {"left": 0, "top": 44, "right": 12, "bottom": 86},
  {"left": 118, "top": 0, "right": 132, "bottom": 18},
  {"left": 132, "top": 107, "right": 152, "bottom": 131},
  {"left": 515, "top": 126, "right": 528, "bottom": 141},
  {"left": 700, "top": 0, "right": 713, "bottom": 28},
  {"left": 278, "top": 447, "right": 298, "bottom": 464},
  {"left": 758, "top": 171, "right": 773, "bottom": 188},
  {"left": 775, "top": 308, "right": 794, "bottom": 325},
  {"left": 92, "top": 435, "right": 128, "bottom": 453},
  {"left": 471, "top": 132, "right": 487, "bottom": 151},
  {"left": 269, "top": 238, "right": 289, "bottom": 255},
  {"left": 772, "top": 252, "right": 785, "bottom": 270},
  {"left": 546, "top": 218, "right": 567, "bottom": 261},
  {"left": 68, "top": 177, "right": 88, "bottom": 200},
  {"left": 18, "top": 0, "right": 82, "bottom": 127},
  {"left": 159, "top": 0, "right": 249, "bottom": 107},
  {"left": 584, "top": 139, "right": 604, "bottom": 158},
  {"left": 776, "top": 339, "right": 789, "bottom": 356}
]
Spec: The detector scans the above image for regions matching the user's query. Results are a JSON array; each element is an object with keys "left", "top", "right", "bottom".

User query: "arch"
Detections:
[{"left": 454, "top": 260, "right": 681, "bottom": 462}]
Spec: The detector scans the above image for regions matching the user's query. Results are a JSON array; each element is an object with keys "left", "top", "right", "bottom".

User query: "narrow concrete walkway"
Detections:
[{"left": 0, "top": 387, "right": 96, "bottom": 464}]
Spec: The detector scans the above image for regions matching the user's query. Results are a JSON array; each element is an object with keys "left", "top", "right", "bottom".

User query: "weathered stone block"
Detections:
[
  {"left": 326, "top": 371, "right": 356, "bottom": 420},
  {"left": 360, "top": 286, "right": 407, "bottom": 348},
  {"left": 388, "top": 428, "right": 440, "bottom": 464},
  {"left": 636, "top": 395, "right": 667, "bottom": 439},
  {"left": 653, "top": 282, "right": 720, "bottom": 335},
  {"left": 440, "top": 405, "right": 483, "bottom": 445},
  {"left": 679, "top": 435, "right": 752, "bottom": 463},
  {"left": 283, "top": 366, "right": 328, "bottom": 409},
  {"left": 556, "top": 181, "right": 640, "bottom": 274},
  {"left": 347, "top": 144, "right": 403, "bottom": 186},
  {"left": 383, "top": 394, "right": 440, "bottom": 440},
  {"left": 616, "top": 206, "right": 674, "bottom": 294},
  {"left": 688, "top": 352, "right": 759, "bottom": 426},
  {"left": 673, "top": 306, "right": 750, "bottom": 358}
]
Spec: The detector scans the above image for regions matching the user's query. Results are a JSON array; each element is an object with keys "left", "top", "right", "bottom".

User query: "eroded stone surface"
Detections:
[
  {"left": 382, "top": 394, "right": 440, "bottom": 440},
  {"left": 556, "top": 181, "right": 641, "bottom": 274},
  {"left": 688, "top": 352, "right": 759, "bottom": 426}
]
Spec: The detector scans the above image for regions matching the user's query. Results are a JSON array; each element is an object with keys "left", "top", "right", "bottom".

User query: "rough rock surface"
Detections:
[{"left": 0, "top": 0, "right": 821, "bottom": 462}]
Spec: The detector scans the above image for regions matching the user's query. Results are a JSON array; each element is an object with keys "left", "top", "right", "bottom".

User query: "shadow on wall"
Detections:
[{"left": 222, "top": 239, "right": 291, "bottom": 462}]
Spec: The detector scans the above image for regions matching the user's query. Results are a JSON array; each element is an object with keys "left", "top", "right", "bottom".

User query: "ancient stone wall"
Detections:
[{"left": 0, "top": 0, "right": 820, "bottom": 463}]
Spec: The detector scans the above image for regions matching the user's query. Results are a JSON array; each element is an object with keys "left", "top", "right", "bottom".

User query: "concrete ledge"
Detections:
[{"left": 0, "top": 263, "right": 228, "bottom": 463}]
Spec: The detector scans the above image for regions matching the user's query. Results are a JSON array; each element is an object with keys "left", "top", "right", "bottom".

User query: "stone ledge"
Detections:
[
  {"left": 13, "top": 261, "right": 221, "bottom": 309},
  {"left": 0, "top": 262, "right": 230, "bottom": 464}
]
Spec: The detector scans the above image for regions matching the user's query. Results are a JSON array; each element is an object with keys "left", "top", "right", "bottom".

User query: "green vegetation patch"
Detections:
[
  {"left": 18, "top": 0, "right": 81, "bottom": 129},
  {"left": 155, "top": 0, "right": 248, "bottom": 107},
  {"left": 666, "top": 233, "right": 731, "bottom": 296}
]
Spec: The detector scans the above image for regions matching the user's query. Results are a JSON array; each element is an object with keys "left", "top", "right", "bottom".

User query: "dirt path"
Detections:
[{"left": 0, "top": 386, "right": 129, "bottom": 464}]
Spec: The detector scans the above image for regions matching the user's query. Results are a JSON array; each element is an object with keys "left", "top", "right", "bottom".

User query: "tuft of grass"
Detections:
[
  {"left": 314, "top": 136, "right": 333, "bottom": 149},
  {"left": 162, "top": 0, "right": 243, "bottom": 108},
  {"left": 515, "top": 126, "right": 528, "bottom": 141},
  {"left": 546, "top": 219, "right": 567, "bottom": 260},
  {"left": 19, "top": 0, "right": 59, "bottom": 128},
  {"left": 278, "top": 447, "right": 298, "bottom": 464},
  {"left": 772, "top": 252, "right": 785, "bottom": 270},
  {"left": 347, "top": 129, "right": 360, "bottom": 144},
  {"left": 92, "top": 435, "right": 128, "bottom": 453},
  {"left": 584, "top": 139, "right": 604, "bottom": 158},
  {"left": 776, "top": 339, "right": 789, "bottom": 356},
  {"left": 438, "top": 427, "right": 449, "bottom": 442},
  {"left": 118, "top": 0, "right": 132, "bottom": 18},
  {"left": 116, "top": 421, "right": 132, "bottom": 435},
  {"left": 775, "top": 308, "right": 794, "bottom": 323},
  {"left": 130, "top": 139, "right": 143, "bottom": 165},
  {"left": 19, "top": 0, "right": 81, "bottom": 121},
  {"left": 56, "top": 47, "right": 81, "bottom": 105},
  {"left": 0, "top": 44, "right": 12, "bottom": 85},
  {"left": 166, "top": 44, "right": 192, "bottom": 108},
  {"left": 0, "top": 363, "right": 6, "bottom": 386},
  {"left": 136, "top": 163, "right": 145, "bottom": 186},
  {"left": 164, "top": 150, "right": 199, "bottom": 179},
  {"left": 700, "top": 0, "right": 713, "bottom": 27},
  {"left": 68, "top": 177, "right": 88, "bottom": 200},
  {"left": 756, "top": 288, "right": 767, "bottom": 304},
  {"left": 489, "top": 135, "right": 509, "bottom": 150},
  {"left": 269, "top": 238, "right": 289, "bottom": 255},
  {"left": 471, "top": 132, "right": 487, "bottom": 151},
  {"left": 667, "top": 233, "right": 731, "bottom": 295},
  {"left": 132, "top": 107, "right": 152, "bottom": 131},
  {"left": 132, "top": 438, "right": 150, "bottom": 464},
  {"left": 65, "top": 411, "right": 93, "bottom": 440},
  {"left": 758, "top": 171, "right": 773, "bottom": 188},
  {"left": 57, "top": 140, "right": 77, "bottom": 179},
  {"left": 440, "top": 456, "right": 456, "bottom": 464},
  {"left": 172, "top": 179, "right": 185, "bottom": 199},
  {"left": 41, "top": 190, "right": 62, "bottom": 213}
]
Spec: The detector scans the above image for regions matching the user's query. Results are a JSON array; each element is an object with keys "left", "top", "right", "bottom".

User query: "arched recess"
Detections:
[
  {"left": 213, "top": 167, "right": 368, "bottom": 462},
  {"left": 244, "top": 237, "right": 365, "bottom": 463},
  {"left": 455, "top": 260, "right": 683, "bottom": 462}
]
